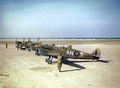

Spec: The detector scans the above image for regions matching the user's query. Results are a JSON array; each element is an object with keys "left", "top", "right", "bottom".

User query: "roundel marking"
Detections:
[{"left": 74, "top": 51, "right": 80, "bottom": 57}]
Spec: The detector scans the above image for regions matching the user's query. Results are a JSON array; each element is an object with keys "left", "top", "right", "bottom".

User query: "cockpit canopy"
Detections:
[{"left": 60, "top": 45, "right": 72, "bottom": 50}]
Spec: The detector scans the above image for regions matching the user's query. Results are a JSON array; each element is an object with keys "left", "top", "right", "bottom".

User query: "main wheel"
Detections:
[
  {"left": 45, "top": 58, "right": 49, "bottom": 62},
  {"left": 27, "top": 48, "right": 31, "bottom": 51},
  {"left": 48, "top": 60, "right": 52, "bottom": 64},
  {"left": 35, "top": 51, "right": 40, "bottom": 56}
]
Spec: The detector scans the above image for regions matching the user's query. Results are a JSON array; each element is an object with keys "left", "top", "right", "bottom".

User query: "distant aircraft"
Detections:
[
  {"left": 15, "top": 38, "right": 40, "bottom": 51},
  {"left": 35, "top": 43, "right": 101, "bottom": 64}
]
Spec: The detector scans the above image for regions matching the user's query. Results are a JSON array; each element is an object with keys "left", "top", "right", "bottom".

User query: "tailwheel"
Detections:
[
  {"left": 92, "top": 59, "right": 98, "bottom": 62},
  {"left": 45, "top": 58, "right": 49, "bottom": 62}
]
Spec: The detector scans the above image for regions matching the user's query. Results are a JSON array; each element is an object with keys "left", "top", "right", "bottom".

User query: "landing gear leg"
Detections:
[
  {"left": 16, "top": 44, "right": 20, "bottom": 50},
  {"left": 45, "top": 56, "right": 53, "bottom": 64},
  {"left": 35, "top": 49, "right": 40, "bottom": 56}
]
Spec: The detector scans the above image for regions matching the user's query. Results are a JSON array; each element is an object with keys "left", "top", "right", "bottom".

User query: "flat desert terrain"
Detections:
[{"left": 0, "top": 39, "right": 120, "bottom": 88}]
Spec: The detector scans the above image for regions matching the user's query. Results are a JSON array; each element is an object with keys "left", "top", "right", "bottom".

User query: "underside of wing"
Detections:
[{"left": 47, "top": 52, "right": 60, "bottom": 57}]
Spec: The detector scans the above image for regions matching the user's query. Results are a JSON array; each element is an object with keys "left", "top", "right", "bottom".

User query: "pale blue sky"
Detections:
[{"left": 0, "top": 0, "right": 120, "bottom": 38}]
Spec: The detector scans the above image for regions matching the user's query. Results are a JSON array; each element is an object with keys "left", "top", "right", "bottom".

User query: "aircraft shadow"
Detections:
[
  {"left": 62, "top": 59, "right": 112, "bottom": 63},
  {"left": 30, "top": 59, "right": 112, "bottom": 72},
  {"left": 97, "top": 60, "right": 112, "bottom": 63},
  {"left": 30, "top": 66, "right": 51, "bottom": 72},
  {"left": 63, "top": 60, "right": 93, "bottom": 63},
  {"left": 51, "top": 60, "right": 86, "bottom": 72},
  {"left": 61, "top": 59, "right": 86, "bottom": 72},
  {"left": 52, "top": 59, "right": 93, "bottom": 64},
  {"left": 60, "top": 59, "right": 112, "bottom": 72},
  {"left": 61, "top": 68, "right": 83, "bottom": 72}
]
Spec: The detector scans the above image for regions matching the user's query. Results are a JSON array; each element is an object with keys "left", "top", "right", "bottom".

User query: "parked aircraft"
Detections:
[
  {"left": 15, "top": 39, "right": 102, "bottom": 72},
  {"left": 15, "top": 38, "right": 40, "bottom": 51},
  {"left": 35, "top": 43, "right": 101, "bottom": 64}
]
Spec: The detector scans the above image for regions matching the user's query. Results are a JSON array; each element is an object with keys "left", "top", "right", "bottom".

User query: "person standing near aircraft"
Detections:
[
  {"left": 57, "top": 54, "right": 63, "bottom": 72},
  {"left": 6, "top": 43, "right": 8, "bottom": 48}
]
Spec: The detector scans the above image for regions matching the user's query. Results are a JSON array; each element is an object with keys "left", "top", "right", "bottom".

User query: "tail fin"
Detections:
[
  {"left": 92, "top": 48, "right": 101, "bottom": 59},
  {"left": 37, "top": 38, "right": 39, "bottom": 42},
  {"left": 36, "top": 38, "right": 40, "bottom": 44}
]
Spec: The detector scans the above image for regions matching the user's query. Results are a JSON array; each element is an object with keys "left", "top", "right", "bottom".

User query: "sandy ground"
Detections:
[{"left": 0, "top": 40, "right": 120, "bottom": 88}]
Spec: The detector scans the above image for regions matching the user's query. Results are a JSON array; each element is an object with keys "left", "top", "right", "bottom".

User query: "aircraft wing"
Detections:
[
  {"left": 47, "top": 52, "right": 60, "bottom": 57},
  {"left": 47, "top": 52, "right": 70, "bottom": 59}
]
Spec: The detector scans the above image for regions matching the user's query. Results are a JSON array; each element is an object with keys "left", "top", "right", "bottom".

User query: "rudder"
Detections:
[{"left": 92, "top": 48, "right": 101, "bottom": 59}]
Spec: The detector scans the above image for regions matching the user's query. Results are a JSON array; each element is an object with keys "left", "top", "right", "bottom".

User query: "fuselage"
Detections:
[{"left": 37, "top": 44, "right": 95, "bottom": 59}]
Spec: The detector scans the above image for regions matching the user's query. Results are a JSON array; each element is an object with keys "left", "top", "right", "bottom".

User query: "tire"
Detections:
[
  {"left": 48, "top": 60, "right": 52, "bottom": 64},
  {"left": 27, "top": 48, "right": 31, "bottom": 51},
  {"left": 45, "top": 58, "right": 49, "bottom": 62},
  {"left": 35, "top": 51, "right": 40, "bottom": 56}
]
